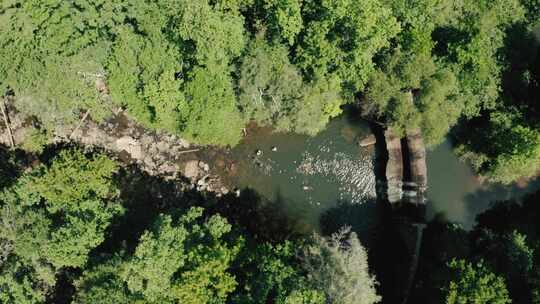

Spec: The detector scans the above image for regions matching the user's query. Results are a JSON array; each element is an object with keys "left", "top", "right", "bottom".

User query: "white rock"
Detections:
[{"left": 184, "top": 160, "right": 200, "bottom": 179}]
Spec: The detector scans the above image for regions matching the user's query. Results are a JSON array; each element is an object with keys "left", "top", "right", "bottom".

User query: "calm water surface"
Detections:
[
  {"left": 216, "top": 115, "right": 540, "bottom": 231},
  {"left": 216, "top": 116, "right": 377, "bottom": 231},
  {"left": 427, "top": 141, "right": 540, "bottom": 229}
]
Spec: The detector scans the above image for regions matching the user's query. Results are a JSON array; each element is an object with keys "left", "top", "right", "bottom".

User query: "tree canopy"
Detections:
[
  {"left": 0, "top": 149, "right": 123, "bottom": 302},
  {"left": 2, "top": 0, "right": 537, "bottom": 163},
  {"left": 0, "top": 147, "right": 380, "bottom": 304},
  {"left": 411, "top": 188, "right": 540, "bottom": 304},
  {"left": 300, "top": 229, "right": 381, "bottom": 304},
  {"left": 444, "top": 259, "right": 511, "bottom": 304},
  {"left": 2, "top": 0, "right": 540, "bottom": 302}
]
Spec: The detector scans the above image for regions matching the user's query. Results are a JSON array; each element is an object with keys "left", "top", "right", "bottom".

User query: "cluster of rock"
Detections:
[
  {"left": 358, "top": 134, "right": 377, "bottom": 147},
  {"left": 0, "top": 108, "right": 229, "bottom": 195},
  {"left": 183, "top": 160, "right": 229, "bottom": 195}
]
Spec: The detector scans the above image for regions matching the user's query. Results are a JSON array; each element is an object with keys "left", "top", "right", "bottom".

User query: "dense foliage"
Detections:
[
  {"left": 1, "top": 0, "right": 540, "bottom": 301},
  {"left": 0, "top": 149, "right": 123, "bottom": 302},
  {"left": 444, "top": 259, "right": 511, "bottom": 304},
  {"left": 452, "top": 1, "right": 540, "bottom": 183},
  {"left": 300, "top": 228, "right": 381, "bottom": 304},
  {"left": 0, "top": 148, "right": 380, "bottom": 304},
  {"left": 0, "top": 0, "right": 395, "bottom": 147},
  {"left": 410, "top": 189, "right": 540, "bottom": 304},
  {"left": 1, "top": 0, "right": 536, "bottom": 159}
]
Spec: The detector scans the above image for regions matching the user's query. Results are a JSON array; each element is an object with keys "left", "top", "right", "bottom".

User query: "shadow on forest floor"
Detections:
[{"left": 95, "top": 165, "right": 305, "bottom": 257}]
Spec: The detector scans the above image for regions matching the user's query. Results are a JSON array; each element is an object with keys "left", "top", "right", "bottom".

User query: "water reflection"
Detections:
[
  {"left": 205, "top": 113, "right": 540, "bottom": 233},
  {"left": 426, "top": 140, "right": 540, "bottom": 229},
  {"left": 214, "top": 115, "right": 377, "bottom": 232}
]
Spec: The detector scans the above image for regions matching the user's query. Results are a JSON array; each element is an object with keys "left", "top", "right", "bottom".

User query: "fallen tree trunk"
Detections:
[
  {"left": 177, "top": 148, "right": 200, "bottom": 154},
  {"left": 69, "top": 109, "right": 91, "bottom": 139},
  {"left": 1, "top": 97, "right": 15, "bottom": 148}
]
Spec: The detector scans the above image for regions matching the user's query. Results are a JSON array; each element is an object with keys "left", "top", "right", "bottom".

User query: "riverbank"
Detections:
[
  {"left": 0, "top": 107, "right": 229, "bottom": 195},
  {"left": 3, "top": 106, "right": 540, "bottom": 232},
  {"left": 426, "top": 140, "right": 540, "bottom": 229}
]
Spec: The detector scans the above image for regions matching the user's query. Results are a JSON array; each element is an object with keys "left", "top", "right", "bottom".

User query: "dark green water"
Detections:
[
  {"left": 213, "top": 115, "right": 377, "bottom": 232},
  {"left": 427, "top": 140, "right": 540, "bottom": 229},
  {"left": 215, "top": 115, "right": 540, "bottom": 231}
]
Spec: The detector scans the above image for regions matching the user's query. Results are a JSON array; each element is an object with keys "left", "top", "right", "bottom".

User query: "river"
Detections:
[
  {"left": 426, "top": 140, "right": 540, "bottom": 229},
  {"left": 210, "top": 114, "right": 540, "bottom": 232},
  {"left": 206, "top": 115, "right": 377, "bottom": 233}
]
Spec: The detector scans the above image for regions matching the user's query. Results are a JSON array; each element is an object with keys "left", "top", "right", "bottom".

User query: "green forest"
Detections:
[{"left": 1, "top": 0, "right": 540, "bottom": 303}]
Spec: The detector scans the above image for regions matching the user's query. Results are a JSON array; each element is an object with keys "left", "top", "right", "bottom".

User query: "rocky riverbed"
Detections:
[{"left": 0, "top": 108, "right": 229, "bottom": 195}]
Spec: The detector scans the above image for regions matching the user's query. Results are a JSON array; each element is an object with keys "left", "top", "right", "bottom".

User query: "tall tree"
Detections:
[
  {"left": 438, "top": 0, "right": 525, "bottom": 116},
  {"left": 444, "top": 259, "right": 511, "bottom": 304},
  {"left": 121, "top": 207, "right": 242, "bottom": 303},
  {"left": 238, "top": 37, "right": 342, "bottom": 135},
  {"left": 0, "top": 149, "right": 122, "bottom": 301},
  {"left": 296, "top": 0, "right": 400, "bottom": 97},
  {"left": 300, "top": 228, "right": 381, "bottom": 304},
  {"left": 0, "top": 1, "right": 117, "bottom": 129},
  {"left": 0, "top": 149, "right": 122, "bottom": 269},
  {"left": 364, "top": 50, "right": 462, "bottom": 146},
  {"left": 232, "top": 241, "right": 324, "bottom": 304}
]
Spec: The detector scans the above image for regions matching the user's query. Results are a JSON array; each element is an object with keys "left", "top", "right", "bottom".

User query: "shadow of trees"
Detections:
[
  {"left": 0, "top": 144, "right": 26, "bottom": 190},
  {"left": 319, "top": 198, "right": 418, "bottom": 304},
  {"left": 409, "top": 187, "right": 540, "bottom": 304},
  {"left": 319, "top": 199, "right": 379, "bottom": 245},
  {"left": 407, "top": 215, "right": 471, "bottom": 304},
  {"left": 500, "top": 23, "right": 540, "bottom": 121},
  {"left": 472, "top": 189, "right": 540, "bottom": 239},
  {"left": 461, "top": 176, "right": 540, "bottom": 229},
  {"left": 94, "top": 166, "right": 305, "bottom": 259},
  {"left": 46, "top": 158, "right": 306, "bottom": 303}
]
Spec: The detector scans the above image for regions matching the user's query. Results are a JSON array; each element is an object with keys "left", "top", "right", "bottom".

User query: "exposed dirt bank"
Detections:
[{"left": 0, "top": 107, "right": 229, "bottom": 195}]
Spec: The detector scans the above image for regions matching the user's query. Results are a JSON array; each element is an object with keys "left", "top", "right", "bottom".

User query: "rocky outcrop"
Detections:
[
  {"left": 61, "top": 114, "right": 192, "bottom": 178},
  {"left": 384, "top": 129, "right": 403, "bottom": 204},
  {"left": 184, "top": 160, "right": 201, "bottom": 179},
  {"left": 0, "top": 108, "right": 229, "bottom": 195},
  {"left": 358, "top": 134, "right": 377, "bottom": 147},
  {"left": 403, "top": 129, "right": 427, "bottom": 205}
]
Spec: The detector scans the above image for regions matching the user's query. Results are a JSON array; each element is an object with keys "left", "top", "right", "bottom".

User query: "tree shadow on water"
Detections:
[
  {"left": 319, "top": 198, "right": 411, "bottom": 304},
  {"left": 96, "top": 168, "right": 302, "bottom": 257},
  {"left": 319, "top": 198, "right": 380, "bottom": 246},
  {"left": 196, "top": 187, "right": 303, "bottom": 242},
  {"left": 462, "top": 176, "right": 540, "bottom": 229}
]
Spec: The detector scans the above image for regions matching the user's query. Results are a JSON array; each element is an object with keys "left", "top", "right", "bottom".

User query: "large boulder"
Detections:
[
  {"left": 115, "top": 136, "right": 144, "bottom": 160},
  {"left": 358, "top": 134, "right": 376, "bottom": 147},
  {"left": 184, "top": 160, "right": 200, "bottom": 179}
]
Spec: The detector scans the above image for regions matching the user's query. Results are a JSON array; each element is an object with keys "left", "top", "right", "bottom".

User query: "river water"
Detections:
[
  {"left": 212, "top": 115, "right": 540, "bottom": 231},
  {"left": 426, "top": 140, "right": 540, "bottom": 229},
  {"left": 208, "top": 115, "right": 377, "bottom": 232}
]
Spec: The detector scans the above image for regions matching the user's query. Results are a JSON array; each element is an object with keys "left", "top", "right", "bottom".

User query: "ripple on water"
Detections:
[
  {"left": 297, "top": 150, "right": 376, "bottom": 203},
  {"left": 219, "top": 116, "right": 377, "bottom": 231}
]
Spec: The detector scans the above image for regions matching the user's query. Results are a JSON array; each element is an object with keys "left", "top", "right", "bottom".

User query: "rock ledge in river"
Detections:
[{"left": 358, "top": 134, "right": 376, "bottom": 147}]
